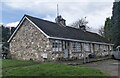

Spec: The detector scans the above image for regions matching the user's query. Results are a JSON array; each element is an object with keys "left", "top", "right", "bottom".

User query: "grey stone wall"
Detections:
[{"left": 10, "top": 18, "right": 52, "bottom": 61}]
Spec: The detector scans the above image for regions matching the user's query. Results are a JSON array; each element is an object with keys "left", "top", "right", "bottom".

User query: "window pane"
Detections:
[
  {"left": 72, "top": 42, "right": 81, "bottom": 52},
  {"left": 52, "top": 40, "right": 62, "bottom": 52}
]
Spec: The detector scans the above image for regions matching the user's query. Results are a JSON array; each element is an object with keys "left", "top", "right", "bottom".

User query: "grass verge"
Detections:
[{"left": 2, "top": 59, "right": 108, "bottom": 77}]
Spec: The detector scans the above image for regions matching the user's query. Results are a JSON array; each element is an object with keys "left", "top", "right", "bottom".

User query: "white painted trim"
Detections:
[
  {"left": 7, "top": 16, "right": 50, "bottom": 42},
  {"left": 25, "top": 17, "right": 50, "bottom": 38},
  {"left": 7, "top": 16, "right": 114, "bottom": 46},
  {"left": 7, "top": 17, "right": 26, "bottom": 42},
  {"left": 48, "top": 37, "right": 114, "bottom": 45}
]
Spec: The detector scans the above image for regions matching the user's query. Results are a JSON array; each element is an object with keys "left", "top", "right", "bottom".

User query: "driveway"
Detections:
[{"left": 80, "top": 59, "right": 120, "bottom": 76}]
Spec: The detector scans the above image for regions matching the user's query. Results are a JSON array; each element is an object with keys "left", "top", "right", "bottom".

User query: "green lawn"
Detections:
[
  {"left": 2, "top": 59, "right": 108, "bottom": 77},
  {"left": 2, "top": 59, "right": 36, "bottom": 68},
  {"left": 0, "top": 59, "right": 2, "bottom": 77}
]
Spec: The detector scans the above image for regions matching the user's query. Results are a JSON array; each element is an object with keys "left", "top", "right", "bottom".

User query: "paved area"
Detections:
[{"left": 80, "top": 59, "right": 120, "bottom": 76}]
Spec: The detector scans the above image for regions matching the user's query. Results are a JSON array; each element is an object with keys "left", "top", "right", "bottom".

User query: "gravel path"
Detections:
[{"left": 80, "top": 59, "right": 120, "bottom": 77}]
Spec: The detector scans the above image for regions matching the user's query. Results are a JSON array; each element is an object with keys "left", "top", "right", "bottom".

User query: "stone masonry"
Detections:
[
  {"left": 9, "top": 18, "right": 113, "bottom": 62},
  {"left": 10, "top": 18, "right": 52, "bottom": 61}
]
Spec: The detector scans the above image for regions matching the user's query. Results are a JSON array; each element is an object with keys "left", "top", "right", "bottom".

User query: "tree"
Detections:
[
  {"left": 0, "top": 25, "right": 16, "bottom": 42},
  {"left": 111, "top": 1, "right": 120, "bottom": 48},
  {"left": 98, "top": 26, "right": 104, "bottom": 37},
  {"left": 0, "top": 25, "right": 16, "bottom": 53},
  {"left": 70, "top": 17, "right": 90, "bottom": 31},
  {"left": 98, "top": 17, "right": 112, "bottom": 41},
  {"left": 104, "top": 17, "right": 112, "bottom": 41},
  {"left": 2, "top": 26, "right": 11, "bottom": 42}
]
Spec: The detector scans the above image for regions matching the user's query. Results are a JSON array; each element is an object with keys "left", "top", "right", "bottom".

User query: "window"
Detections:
[
  {"left": 52, "top": 40, "right": 62, "bottom": 52},
  {"left": 100, "top": 45, "right": 104, "bottom": 51},
  {"left": 72, "top": 42, "right": 81, "bottom": 52},
  {"left": 84, "top": 43, "right": 90, "bottom": 51}
]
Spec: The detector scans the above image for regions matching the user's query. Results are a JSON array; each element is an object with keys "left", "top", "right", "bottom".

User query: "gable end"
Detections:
[{"left": 7, "top": 15, "right": 49, "bottom": 42}]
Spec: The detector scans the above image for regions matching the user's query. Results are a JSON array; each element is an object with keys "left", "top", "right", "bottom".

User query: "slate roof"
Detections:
[
  {"left": 25, "top": 15, "right": 112, "bottom": 44},
  {"left": 8, "top": 14, "right": 112, "bottom": 44}
]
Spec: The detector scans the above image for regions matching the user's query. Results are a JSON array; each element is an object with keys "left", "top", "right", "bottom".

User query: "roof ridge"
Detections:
[
  {"left": 25, "top": 14, "right": 92, "bottom": 33},
  {"left": 24, "top": 14, "right": 58, "bottom": 25},
  {"left": 66, "top": 26, "right": 84, "bottom": 30},
  {"left": 7, "top": 14, "right": 112, "bottom": 44}
]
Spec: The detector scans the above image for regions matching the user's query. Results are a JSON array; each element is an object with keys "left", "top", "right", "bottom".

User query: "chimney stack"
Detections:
[
  {"left": 79, "top": 25, "right": 86, "bottom": 31},
  {"left": 55, "top": 15, "right": 66, "bottom": 26},
  {"left": 55, "top": 4, "right": 66, "bottom": 26}
]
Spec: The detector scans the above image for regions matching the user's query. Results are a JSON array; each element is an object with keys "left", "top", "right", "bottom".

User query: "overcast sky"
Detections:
[{"left": 1, "top": 0, "right": 114, "bottom": 33}]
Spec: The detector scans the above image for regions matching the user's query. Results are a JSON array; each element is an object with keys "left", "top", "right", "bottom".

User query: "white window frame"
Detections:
[
  {"left": 72, "top": 42, "right": 81, "bottom": 52},
  {"left": 52, "top": 40, "right": 62, "bottom": 52},
  {"left": 84, "top": 43, "right": 90, "bottom": 51}
]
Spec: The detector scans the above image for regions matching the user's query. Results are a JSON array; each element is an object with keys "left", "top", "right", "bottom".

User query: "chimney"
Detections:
[
  {"left": 79, "top": 25, "right": 86, "bottom": 31},
  {"left": 55, "top": 15, "right": 66, "bottom": 26},
  {"left": 55, "top": 4, "right": 66, "bottom": 26}
]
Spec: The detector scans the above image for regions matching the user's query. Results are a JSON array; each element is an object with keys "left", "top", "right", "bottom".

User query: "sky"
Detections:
[{"left": 1, "top": 0, "right": 114, "bottom": 33}]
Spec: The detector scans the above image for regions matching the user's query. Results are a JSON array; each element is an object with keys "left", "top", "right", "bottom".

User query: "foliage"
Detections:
[
  {"left": 0, "top": 25, "right": 10, "bottom": 42},
  {"left": 98, "top": 26, "right": 104, "bottom": 37},
  {"left": 0, "top": 25, "right": 16, "bottom": 42},
  {"left": 2, "top": 59, "right": 107, "bottom": 76},
  {"left": 0, "top": 25, "right": 16, "bottom": 53},
  {"left": 71, "top": 17, "right": 88, "bottom": 28},
  {"left": 111, "top": 1, "right": 120, "bottom": 48},
  {"left": 99, "top": 1, "right": 120, "bottom": 48},
  {"left": 98, "top": 17, "right": 112, "bottom": 41},
  {"left": 70, "top": 17, "right": 90, "bottom": 31},
  {"left": 104, "top": 17, "right": 112, "bottom": 41}
]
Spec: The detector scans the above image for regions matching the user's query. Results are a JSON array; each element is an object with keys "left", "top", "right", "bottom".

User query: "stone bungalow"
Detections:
[{"left": 8, "top": 15, "right": 114, "bottom": 62}]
